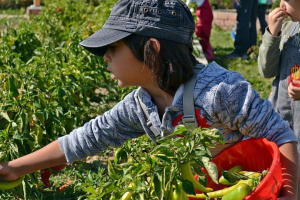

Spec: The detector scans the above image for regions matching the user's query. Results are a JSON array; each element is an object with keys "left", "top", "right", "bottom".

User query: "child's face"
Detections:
[
  {"left": 104, "top": 40, "right": 154, "bottom": 88},
  {"left": 280, "top": 0, "right": 300, "bottom": 21}
]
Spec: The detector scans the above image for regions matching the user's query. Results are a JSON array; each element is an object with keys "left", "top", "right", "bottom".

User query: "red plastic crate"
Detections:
[{"left": 189, "top": 138, "right": 282, "bottom": 200}]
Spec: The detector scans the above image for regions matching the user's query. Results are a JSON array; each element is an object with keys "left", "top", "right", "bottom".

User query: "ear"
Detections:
[{"left": 149, "top": 38, "right": 161, "bottom": 53}]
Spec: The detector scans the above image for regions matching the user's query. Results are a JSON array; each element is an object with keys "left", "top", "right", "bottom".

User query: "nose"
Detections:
[
  {"left": 103, "top": 53, "right": 110, "bottom": 63},
  {"left": 280, "top": 0, "right": 286, "bottom": 10}
]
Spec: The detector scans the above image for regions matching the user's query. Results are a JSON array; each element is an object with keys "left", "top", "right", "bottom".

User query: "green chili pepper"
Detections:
[
  {"left": 219, "top": 165, "right": 244, "bottom": 185},
  {"left": 187, "top": 179, "right": 253, "bottom": 199},
  {"left": 121, "top": 191, "right": 133, "bottom": 200},
  {"left": 114, "top": 147, "right": 127, "bottom": 164},
  {"left": 0, "top": 176, "right": 25, "bottom": 190},
  {"left": 173, "top": 186, "right": 182, "bottom": 200},
  {"left": 238, "top": 171, "right": 261, "bottom": 178},
  {"left": 221, "top": 183, "right": 252, "bottom": 200},
  {"left": 180, "top": 162, "right": 213, "bottom": 193}
]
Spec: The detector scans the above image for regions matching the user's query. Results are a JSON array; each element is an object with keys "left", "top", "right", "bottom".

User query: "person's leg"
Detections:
[
  {"left": 195, "top": 0, "right": 214, "bottom": 60},
  {"left": 249, "top": 0, "right": 258, "bottom": 50},
  {"left": 226, "top": 0, "right": 253, "bottom": 59},
  {"left": 258, "top": 4, "right": 268, "bottom": 35}
]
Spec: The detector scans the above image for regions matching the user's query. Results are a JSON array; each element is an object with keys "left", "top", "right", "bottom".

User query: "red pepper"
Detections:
[
  {"left": 41, "top": 168, "right": 52, "bottom": 187},
  {"left": 50, "top": 163, "right": 67, "bottom": 171}
]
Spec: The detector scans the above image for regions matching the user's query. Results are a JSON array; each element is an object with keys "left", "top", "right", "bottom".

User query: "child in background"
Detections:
[
  {"left": 0, "top": 0, "right": 299, "bottom": 198},
  {"left": 257, "top": 0, "right": 300, "bottom": 198},
  {"left": 186, "top": 0, "right": 214, "bottom": 60}
]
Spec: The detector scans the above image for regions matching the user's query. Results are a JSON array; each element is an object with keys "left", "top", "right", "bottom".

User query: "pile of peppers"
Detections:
[{"left": 186, "top": 165, "right": 264, "bottom": 200}]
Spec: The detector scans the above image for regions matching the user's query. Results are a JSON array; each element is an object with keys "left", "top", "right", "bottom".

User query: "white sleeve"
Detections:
[{"left": 186, "top": 0, "right": 194, "bottom": 5}]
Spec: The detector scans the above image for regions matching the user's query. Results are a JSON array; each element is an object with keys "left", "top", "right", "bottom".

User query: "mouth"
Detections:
[
  {"left": 111, "top": 73, "right": 117, "bottom": 80},
  {"left": 107, "top": 67, "right": 117, "bottom": 80}
]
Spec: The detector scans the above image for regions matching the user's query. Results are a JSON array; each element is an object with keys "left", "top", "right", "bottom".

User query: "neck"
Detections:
[{"left": 144, "top": 85, "right": 174, "bottom": 119}]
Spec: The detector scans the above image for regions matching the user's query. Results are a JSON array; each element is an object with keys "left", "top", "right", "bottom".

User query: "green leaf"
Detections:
[
  {"left": 8, "top": 76, "right": 19, "bottom": 98},
  {"left": 164, "top": 166, "right": 173, "bottom": 191},
  {"left": 101, "top": 181, "right": 116, "bottom": 194},
  {"left": 262, "top": 169, "right": 268, "bottom": 177},
  {"left": 222, "top": 169, "right": 244, "bottom": 183},
  {"left": 83, "top": 186, "right": 96, "bottom": 194},
  {"left": 200, "top": 128, "right": 225, "bottom": 144},
  {"left": 196, "top": 175, "right": 208, "bottom": 188},
  {"left": 12, "top": 122, "right": 18, "bottom": 131},
  {"left": 35, "top": 112, "right": 45, "bottom": 127},
  {"left": 153, "top": 172, "right": 163, "bottom": 200},
  {"left": 20, "top": 111, "right": 28, "bottom": 133},
  {"left": 33, "top": 102, "right": 41, "bottom": 109},
  {"left": 201, "top": 157, "right": 218, "bottom": 184},
  {"left": 0, "top": 112, "right": 11, "bottom": 122},
  {"left": 191, "top": 162, "right": 206, "bottom": 176},
  {"left": 153, "top": 154, "right": 172, "bottom": 164},
  {"left": 181, "top": 179, "right": 196, "bottom": 195},
  {"left": 152, "top": 144, "right": 171, "bottom": 153},
  {"left": 58, "top": 87, "right": 66, "bottom": 100}
]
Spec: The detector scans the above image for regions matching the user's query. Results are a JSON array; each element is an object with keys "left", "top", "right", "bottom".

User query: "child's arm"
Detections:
[
  {"left": 257, "top": 8, "right": 288, "bottom": 78},
  {"left": 0, "top": 140, "right": 66, "bottom": 182},
  {"left": 278, "top": 142, "right": 299, "bottom": 200},
  {"left": 288, "top": 80, "right": 300, "bottom": 101}
]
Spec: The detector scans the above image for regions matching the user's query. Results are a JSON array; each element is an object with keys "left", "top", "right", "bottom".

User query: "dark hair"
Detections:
[{"left": 123, "top": 34, "right": 198, "bottom": 96}]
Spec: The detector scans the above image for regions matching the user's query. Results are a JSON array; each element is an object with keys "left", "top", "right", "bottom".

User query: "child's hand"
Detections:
[
  {"left": 268, "top": 7, "right": 288, "bottom": 36},
  {"left": 0, "top": 162, "right": 19, "bottom": 182},
  {"left": 288, "top": 80, "right": 300, "bottom": 101}
]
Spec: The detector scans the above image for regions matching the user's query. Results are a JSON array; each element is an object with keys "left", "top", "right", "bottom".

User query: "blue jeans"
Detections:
[
  {"left": 234, "top": 0, "right": 258, "bottom": 54},
  {"left": 258, "top": 4, "right": 268, "bottom": 35}
]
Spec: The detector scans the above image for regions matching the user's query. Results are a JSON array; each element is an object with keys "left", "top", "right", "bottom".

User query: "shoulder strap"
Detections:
[
  {"left": 138, "top": 94, "right": 161, "bottom": 137},
  {"left": 182, "top": 64, "right": 203, "bottom": 128},
  {"left": 138, "top": 64, "right": 205, "bottom": 137}
]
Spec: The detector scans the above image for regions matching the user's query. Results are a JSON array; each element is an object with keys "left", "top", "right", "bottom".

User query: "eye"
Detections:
[{"left": 108, "top": 45, "right": 117, "bottom": 50}]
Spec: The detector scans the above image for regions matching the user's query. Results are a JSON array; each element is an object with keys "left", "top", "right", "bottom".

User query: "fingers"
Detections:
[
  {"left": 288, "top": 81, "right": 300, "bottom": 101},
  {"left": 292, "top": 79, "right": 300, "bottom": 86},
  {"left": 270, "top": 8, "right": 288, "bottom": 22},
  {"left": 0, "top": 162, "right": 18, "bottom": 182},
  {"left": 268, "top": 8, "right": 288, "bottom": 36}
]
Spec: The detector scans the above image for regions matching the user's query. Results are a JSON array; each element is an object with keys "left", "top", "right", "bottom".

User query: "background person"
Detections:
[
  {"left": 257, "top": 0, "right": 300, "bottom": 198},
  {"left": 186, "top": 0, "right": 214, "bottom": 60},
  {"left": 258, "top": 0, "right": 273, "bottom": 35},
  {"left": 226, "top": 0, "right": 258, "bottom": 59}
]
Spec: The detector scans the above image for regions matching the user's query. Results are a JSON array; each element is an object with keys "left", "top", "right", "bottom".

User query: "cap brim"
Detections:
[{"left": 79, "top": 28, "right": 132, "bottom": 57}]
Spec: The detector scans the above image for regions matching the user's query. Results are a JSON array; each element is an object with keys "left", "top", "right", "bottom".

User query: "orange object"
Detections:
[
  {"left": 68, "top": 180, "right": 74, "bottom": 185},
  {"left": 59, "top": 184, "right": 67, "bottom": 192},
  {"left": 189, "top": 138, "right": 282, "bottom": 200}
]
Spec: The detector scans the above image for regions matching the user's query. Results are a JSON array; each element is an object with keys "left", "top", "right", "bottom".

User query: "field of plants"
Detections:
[{"left": 0, "top": 0, "right": 274, "bottom": 199}]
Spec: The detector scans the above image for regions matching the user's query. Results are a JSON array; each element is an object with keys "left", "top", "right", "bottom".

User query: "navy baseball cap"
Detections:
[{"left": 79, "top": 0, "right": 195, "bottom": 57}]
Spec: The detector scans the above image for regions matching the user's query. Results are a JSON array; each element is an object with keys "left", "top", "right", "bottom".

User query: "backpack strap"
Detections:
[
  {"left": 138, "top": 94, "right": 161, "bottom": 137},
  {"left": 138, "top": 64, "right": 205, "bottom": 137},
  {"left": 182, "top": 64, "right": 203, "bottom": 128}
]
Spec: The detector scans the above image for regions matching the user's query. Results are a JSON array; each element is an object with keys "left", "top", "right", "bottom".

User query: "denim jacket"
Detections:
[{"left": 58, "top": 61, "right": 297, "bottom": 163}]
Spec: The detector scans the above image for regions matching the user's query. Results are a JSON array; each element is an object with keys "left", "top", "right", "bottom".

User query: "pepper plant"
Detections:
[{"left": 80, "top": 125, "right": 225, "bottom": 199}]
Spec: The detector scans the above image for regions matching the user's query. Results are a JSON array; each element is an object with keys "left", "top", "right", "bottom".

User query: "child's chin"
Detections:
[{"left": 117, "top": 81, "right": 126, "bottom": 88}]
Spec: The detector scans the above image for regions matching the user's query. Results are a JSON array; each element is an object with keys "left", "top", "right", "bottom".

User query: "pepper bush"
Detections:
[{"left": 0, "top": 0, "right": 141, "bottom": 198}]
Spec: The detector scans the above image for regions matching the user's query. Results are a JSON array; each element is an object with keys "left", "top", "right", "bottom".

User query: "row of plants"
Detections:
[
  {"left": 0, "top": 0, "right": 134, "bottom": 198},
  {"left": 0, "top": 0, "right": 104, "bottom": 11}
]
